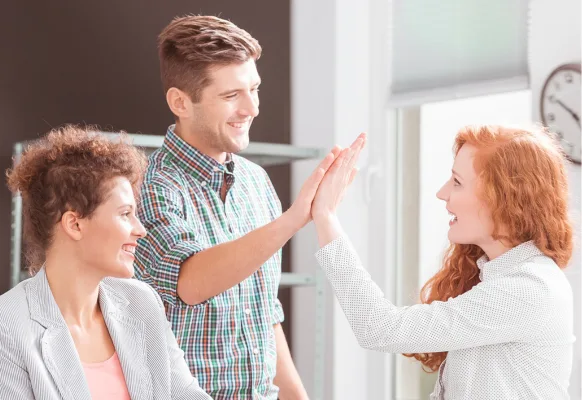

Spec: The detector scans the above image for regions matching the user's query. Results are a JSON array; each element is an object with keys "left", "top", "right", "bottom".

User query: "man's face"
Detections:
[{"left": 182, "top": 59, "right": 260, "bottom": 161}]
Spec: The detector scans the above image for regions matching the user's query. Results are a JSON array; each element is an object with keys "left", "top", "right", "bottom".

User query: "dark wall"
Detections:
[{"left": 0, "top": 1, "right": 292, "bottom": 331}]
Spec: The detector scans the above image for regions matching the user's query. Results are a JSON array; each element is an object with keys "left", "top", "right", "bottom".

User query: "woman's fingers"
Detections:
[
  {"left": 342, "top": 134, "right": 366, "bottom": 178},
  {"left": 328, "top": 147, "right": 351, "bottom": 175},
  {"left": 348, "top": 167, "right": 359, "bottom": 186}
]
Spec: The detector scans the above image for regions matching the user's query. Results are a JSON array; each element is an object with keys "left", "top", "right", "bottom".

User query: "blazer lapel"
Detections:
[
  {"left": 100, "top": 284, "right": 152, "bottom": 400},
  {"left": 27, "top": 269, "right": 92, "bottom": 400}
]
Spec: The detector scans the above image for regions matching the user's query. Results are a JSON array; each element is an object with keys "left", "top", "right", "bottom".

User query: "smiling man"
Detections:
[{"left": 134, "top": 15, "right": 315, "bottom": 400}]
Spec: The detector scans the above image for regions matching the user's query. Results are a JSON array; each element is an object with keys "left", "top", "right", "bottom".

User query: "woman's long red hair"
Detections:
[{"left": 404, "top": 125, "right": 574, "bottom": 372}]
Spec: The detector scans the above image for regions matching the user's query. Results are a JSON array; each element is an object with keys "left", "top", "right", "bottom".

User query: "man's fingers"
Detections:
[{"left": 300, "top": 166, "right": 325, "bottom": 201}]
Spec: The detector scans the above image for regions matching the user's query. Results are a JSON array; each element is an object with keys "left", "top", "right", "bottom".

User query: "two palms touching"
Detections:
[{"left": 290, "top": 133, "right": 367, "bottom": 227}]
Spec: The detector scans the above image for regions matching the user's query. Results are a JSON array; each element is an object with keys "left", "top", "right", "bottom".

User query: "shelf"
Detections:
[
  {"left": 279, "top": 272, "right": 316, "bottom": 288},
  {"left": 19, "top": 270, "right": 315, "bottom": 289},
  {"left": 12, "top": 134, "right": 324, "bottom": 284},
  {"left": 98, "top": 132, "right": 324, "bottom": 167}
]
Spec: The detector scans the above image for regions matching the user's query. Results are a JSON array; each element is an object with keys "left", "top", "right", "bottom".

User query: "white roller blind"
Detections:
[{"left": 388, "top": 0, "right": 530, "bottom": 106}]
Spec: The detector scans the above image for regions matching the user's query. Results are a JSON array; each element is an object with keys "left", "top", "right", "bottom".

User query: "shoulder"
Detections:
[
  {"left": 0, "top": 280, "right": 36, "bottom": 350},
  {"left": 511, "top": 255, "right": 565, "bottom": 284},
  {"left": 142, "top": 148, "right": 186, "bottom": 188},
  {"left": 518, "top": 255, "right": 572, "bottom": 300},
  {"left": 101, "top": 278, "right": 163, "bottom": 312},
  {"left": 490, "top": 255, "right": 571, "bottom": 309},
  {"left": 140, "top": 156, "right": 186, "bottom": 208},
  {"left": 232, "top": 154, "right": 269, "bottom": 181},
  {"left": 0, "top": 280, "right": 32, "bottom": 325}
]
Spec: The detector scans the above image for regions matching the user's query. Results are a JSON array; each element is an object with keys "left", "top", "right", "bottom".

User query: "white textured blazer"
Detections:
[{"left": 0, "top": 268, "right": 212, "bottom": 400}]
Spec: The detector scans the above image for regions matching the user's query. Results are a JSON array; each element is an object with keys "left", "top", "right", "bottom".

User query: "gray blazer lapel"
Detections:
[
  {"left": 100, "top": 284, "right": 152, "bottom": 400},
  {"left": 27, "top": 269, "right": 92, "bottom": 400}
]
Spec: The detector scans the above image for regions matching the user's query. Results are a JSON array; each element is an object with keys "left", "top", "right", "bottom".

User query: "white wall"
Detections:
[
  {"left": 529, "top": 0, "right": 581, "bottom": 398},
  {"left": 290, "top": 0, "right": 398, "bottom": 399},
  {"left": 290, "top": 0, "right": 581, "bottom": 398}
]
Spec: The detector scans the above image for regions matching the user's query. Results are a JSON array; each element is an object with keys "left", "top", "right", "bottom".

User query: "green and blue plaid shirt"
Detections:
[{"left": 134, "top": 126, "right": 284, "bottom": 400}]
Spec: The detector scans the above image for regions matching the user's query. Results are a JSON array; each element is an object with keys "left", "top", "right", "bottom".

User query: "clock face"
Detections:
[{"left": 540, "top": 63, "right": 581, "bottom": 164}]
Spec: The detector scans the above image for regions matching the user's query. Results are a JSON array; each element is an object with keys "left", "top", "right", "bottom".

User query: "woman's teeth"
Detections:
[{"left": 122, "top": 245, "right": 135, "bottom": 254}]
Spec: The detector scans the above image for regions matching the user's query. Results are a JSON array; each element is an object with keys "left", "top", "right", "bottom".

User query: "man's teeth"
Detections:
[
  {"left": 229, "top": 122, "right": 247, "bottom": 128},
  {"left": 448, "top": 212, "right": 457, "bottom": 223}
]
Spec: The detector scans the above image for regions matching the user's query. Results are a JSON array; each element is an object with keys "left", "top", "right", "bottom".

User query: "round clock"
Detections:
[{"left": 540, "top": 62, "right": 581, "bottom": 164}]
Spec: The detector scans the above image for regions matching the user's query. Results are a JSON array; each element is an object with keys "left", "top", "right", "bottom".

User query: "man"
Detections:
[{"left": 135, "top": 15, "right": 338, "bottom": 399}]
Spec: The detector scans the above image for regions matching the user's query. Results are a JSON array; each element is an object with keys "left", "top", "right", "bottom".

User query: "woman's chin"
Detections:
[
  {"left": 109, "top": 263, "right": 135, "bottom": 279},
  {"left": 447, "top": 233, "right": 474, "bottom": 246},
  {"left": 447, "top": 228, "right": 464, "bottom": 245}
]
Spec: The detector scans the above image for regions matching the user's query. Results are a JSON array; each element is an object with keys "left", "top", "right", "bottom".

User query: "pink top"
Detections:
[{"left": 82, "top": 353, "right": 131, "bottom": 400}]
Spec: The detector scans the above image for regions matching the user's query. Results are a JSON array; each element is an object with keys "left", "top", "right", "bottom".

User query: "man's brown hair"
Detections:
[{"left": 158, "top": 15, "right": 262, "bottom": 103}]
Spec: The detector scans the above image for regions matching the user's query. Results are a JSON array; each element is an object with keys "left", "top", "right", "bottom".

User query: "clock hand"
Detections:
[{"left": 555, "top": 99, "right": 581, "bottom": 127}]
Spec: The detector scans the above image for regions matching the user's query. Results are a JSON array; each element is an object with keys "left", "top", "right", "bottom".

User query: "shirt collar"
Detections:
[
  {"left": 162, "top": 125, "right": 235, "bottom": 185},
  {"left": 476, "top": 240, "right": 544, "bottom": 280}
]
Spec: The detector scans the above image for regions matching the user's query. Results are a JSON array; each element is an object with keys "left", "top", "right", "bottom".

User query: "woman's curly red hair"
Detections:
[{"left": 404, "top": 125, "right": 574, "bottom": 372}]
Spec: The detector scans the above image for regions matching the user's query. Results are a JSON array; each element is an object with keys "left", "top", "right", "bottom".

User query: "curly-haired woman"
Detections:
[
  {"left": 0, "top": 125, "right": 211, "bottom": 400},
  {"left": 312, "top": 125, "right": 574, "bottom": 400}
]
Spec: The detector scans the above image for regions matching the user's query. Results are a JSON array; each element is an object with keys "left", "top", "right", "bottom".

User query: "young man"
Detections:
[{"left": 135, "top": 15, "right": 339, "bottom": 399}]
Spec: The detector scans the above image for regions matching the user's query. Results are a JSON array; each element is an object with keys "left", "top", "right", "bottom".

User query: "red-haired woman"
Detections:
[{"left": 313, "top": 126, "right": 574, "bottom": 400}]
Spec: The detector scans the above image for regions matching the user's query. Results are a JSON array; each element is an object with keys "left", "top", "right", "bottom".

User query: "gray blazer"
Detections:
[{"left": 0, "top": 268, "right": 212, "bottom": 400}]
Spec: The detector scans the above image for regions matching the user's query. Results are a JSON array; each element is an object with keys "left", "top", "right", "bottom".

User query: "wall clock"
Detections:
[{"left": 540, "top": 62, "right": 581, "bottom": 164}]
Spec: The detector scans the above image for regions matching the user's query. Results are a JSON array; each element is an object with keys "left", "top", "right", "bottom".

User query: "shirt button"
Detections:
[
  {"left": 200, "top": 181, "right": 207, "bottom": 187},
  {"left": 253, "top": 348, "right": 259, "bottom": 355},
  {"left": 213, "top": 166, "right": 220, "bottom": 172},
  {"left": 244, "top": 308, "right": 251, "bottom": 315}
]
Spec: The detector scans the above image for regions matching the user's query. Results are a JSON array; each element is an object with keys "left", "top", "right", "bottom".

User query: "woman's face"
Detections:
[
  {"left": 77, "top": 176, "right": 146, "bottom": 279},
  {"left": 436, "top": 144, "right": 495, "bottom": 247}
]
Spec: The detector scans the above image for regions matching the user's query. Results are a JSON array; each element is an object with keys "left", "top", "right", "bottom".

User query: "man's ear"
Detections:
[
  {"left": 60, "top": 210, "right": 83, "bottom": 241},
  {"left": 166, "top": 87, "right": 193, "bottom": 119}
]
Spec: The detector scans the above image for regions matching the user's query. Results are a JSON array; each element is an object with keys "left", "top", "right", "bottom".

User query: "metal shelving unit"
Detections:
[
  {"left": 10, "top": 132, "right": 328, "bottom": 399},
  {"left": 98, "top": 132, "right": 323, "bottom": 166}
]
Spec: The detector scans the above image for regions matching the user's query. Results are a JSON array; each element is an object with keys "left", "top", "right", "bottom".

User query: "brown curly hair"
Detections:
[
  {"left": 158, "top": 15, "right": 262, "bottom": 103},
  {"left": 404, "top": 125, "right": 574, "bottom": 372},
  {"left": 6, "top": 125, "right": 147, "bottom": 275}
]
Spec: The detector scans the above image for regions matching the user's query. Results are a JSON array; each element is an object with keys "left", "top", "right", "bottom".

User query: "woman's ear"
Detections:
[{"left": 60, "top": 211, "right": 83, "bottom": 241}]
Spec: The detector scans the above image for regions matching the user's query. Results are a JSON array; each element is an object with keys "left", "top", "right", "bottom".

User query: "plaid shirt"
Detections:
[{"left": 134, "top": 126, "right": 284, "bottom": 400}]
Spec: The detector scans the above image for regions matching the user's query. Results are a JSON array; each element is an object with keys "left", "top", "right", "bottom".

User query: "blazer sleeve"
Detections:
[
  {"left": 146, "top": 285, "right": 212, "bottom": 400},
  {"left": 0, "top": 325, "right": 35, "bottom": 399}
]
